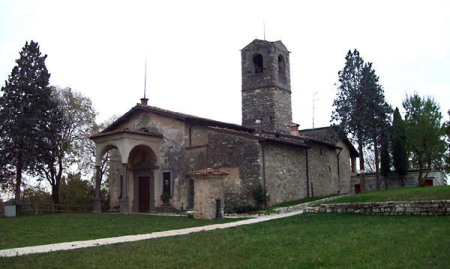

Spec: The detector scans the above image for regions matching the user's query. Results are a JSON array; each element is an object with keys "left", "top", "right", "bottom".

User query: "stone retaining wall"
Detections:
[
  {"left": 316, "top": 200, "right": 450, "bottom": 215},
  {"left": 273, "top": 195, "right": 349, "bottom": 214}
]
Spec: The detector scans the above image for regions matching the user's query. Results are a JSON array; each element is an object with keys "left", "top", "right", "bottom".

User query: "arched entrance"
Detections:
[
  {"left": 92, "top": 144, "right": 124, "bottom": 213},
  {"left": 128, "top": 145, "right": 158, "bottom": 212}
]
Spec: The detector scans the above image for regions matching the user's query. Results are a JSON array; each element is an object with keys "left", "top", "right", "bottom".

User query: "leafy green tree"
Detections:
[
  {"left": 391, "top": 107, "right": 408, "bottom": 186},
  {"left": 403, "top": 94, "right": 445, "bottom": 186},
  {"left": 37, "top": 87, "right": 97, "bottom": 205},
  {"left": 60, "top": 173, "right": 93, "bottom": 209},
  {"left": 0, "top": 165, "right": 15, "bottom": 195},
  {"left": 0, "top": 41, "right": 63, "bottom": 204},
  {"left": 445, "top": 110, "right": 450, "bottom": 173}
]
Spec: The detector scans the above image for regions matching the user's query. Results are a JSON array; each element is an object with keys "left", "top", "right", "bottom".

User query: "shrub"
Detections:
[
  {"left": 252, "top": 184, "right": 270, "bottom": 210},
  {"left": 231, "top": 203, "right": 254, "bottom": 213},
  {"left": 160, "top": 192, "right": 172, "bottom": 205}
]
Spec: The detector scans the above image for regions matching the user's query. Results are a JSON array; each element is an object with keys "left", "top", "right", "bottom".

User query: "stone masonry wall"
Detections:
[
  {"left": 264, "top": 143, "right": 307, "bottom": 205},
  {"left": 307, "top": 145, "right": 340, "bottom": 197},
  {"left": 207, "top": 130, "right": 262, "bottom": 210},
  {"left": 336, "top": 140, "right": 352, "bottom": 195},
  {"left": 351, "top": 170, "right": 446, "bottom": 194},
  {"left": 192, "top": 176, "right": 225, "bottom": 220},
  {"left": 318, "top": 200, "right": 450, "bottom": 215},
  {"left": 242, "top": 88, "right": 292, "bottom": 132}
]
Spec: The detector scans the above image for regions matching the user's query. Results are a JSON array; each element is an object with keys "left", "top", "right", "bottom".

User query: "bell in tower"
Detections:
[{"left": 241, "top": 39, "right": 293, "bottom": 132}]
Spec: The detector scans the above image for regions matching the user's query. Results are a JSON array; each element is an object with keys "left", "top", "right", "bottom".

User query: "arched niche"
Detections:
[
  {"left": 127, "top": 145, "right": 159, "bottom": 212},
  {"left": 253, "top": 53, "right": 264, "bottom": 74}
]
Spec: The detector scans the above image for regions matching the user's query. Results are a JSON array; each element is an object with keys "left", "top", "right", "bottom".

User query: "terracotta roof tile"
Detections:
[{"left": 188, "top": 168, "right": 229, "bottom": 177}]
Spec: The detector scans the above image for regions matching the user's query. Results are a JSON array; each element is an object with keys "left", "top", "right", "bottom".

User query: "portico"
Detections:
[{"left": 91, "top": 130, "right": 163, "bottom": 213}]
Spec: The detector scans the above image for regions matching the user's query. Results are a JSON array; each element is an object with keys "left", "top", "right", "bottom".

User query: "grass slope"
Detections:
[
  {"left": 0, "top": 213, "right": 235, "bottom": 250},
  {"left": 328, "top": 186, "right": 450, "bottom": 204},
  {"left": 2, "top": 214, "right": 450, "bottom": 268}
]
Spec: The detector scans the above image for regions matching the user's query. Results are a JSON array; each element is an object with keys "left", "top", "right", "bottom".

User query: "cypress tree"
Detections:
[
  {"left": 360, "top": 62, "right": 392, "bottom": 190},
  {"left": 391, "top": 107, "right": 408, "bottom": 186},
  {"left": 332, "top": 49, "right": 369, "bottom": 191},
  {"left": 0, "top": 41, "right": 63, "bottom": 204}
]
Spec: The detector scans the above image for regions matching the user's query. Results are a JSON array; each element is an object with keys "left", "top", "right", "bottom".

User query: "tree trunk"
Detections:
[
  {"left": 52, "top": 183, "right": 60, "bottom": 205},
  {"left": 358, "top": 141, "right": 366, "bottom": 192},
  {"left": 400, "top": 174, "right": 405, "bottom": 187},
  {"left": 418, "top": 161, "right": 424, "bottom": 187},
  {"left": 14, "top": 155, "right": 23, "bottom": 205},
  {"left": 374, "top": 141, "right": 380, "bottom": 190}
]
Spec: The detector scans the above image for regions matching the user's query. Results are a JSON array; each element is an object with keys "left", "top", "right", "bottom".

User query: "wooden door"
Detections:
[
  {"left": 355, "top": 184, "right": 361, "bottom": 194},
  {"left": 139, "top": 177, "right": 150, "bottom": 212}
]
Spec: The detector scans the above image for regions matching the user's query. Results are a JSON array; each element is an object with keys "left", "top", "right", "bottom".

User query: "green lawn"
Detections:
[
  {"left": 327, "top": 185, "right": 450, "bottom": 204},
  {"left": 2, "top": 214, "right": 449, "bottom": 268},
  {"left": 0, "top": 213, "right": 236, "bottom": 250}
]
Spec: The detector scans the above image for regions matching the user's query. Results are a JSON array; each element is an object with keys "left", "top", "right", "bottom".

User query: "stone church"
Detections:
[{"left": 90, "top": 39, "right": 359, "bottom": 217}]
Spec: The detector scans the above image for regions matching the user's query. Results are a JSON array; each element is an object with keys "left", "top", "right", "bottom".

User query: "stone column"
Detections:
[
  {"left": 119, "top": 163, "right": 129, "bottom": 214},
  {"left": 188, "top": 168, "right": 228, "bottom": 220},
  {"left": 93, "top": 165, "right": 102, "bottom": 213}
]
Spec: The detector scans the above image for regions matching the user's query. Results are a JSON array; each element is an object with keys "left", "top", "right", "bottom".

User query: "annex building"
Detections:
[{"left": 91, "top": 39, "right": 359, "bottom": 218}]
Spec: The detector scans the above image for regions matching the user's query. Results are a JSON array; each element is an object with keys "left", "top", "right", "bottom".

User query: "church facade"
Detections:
[{"left": 90, "top": 39, "right": 358, "bottom": 214}]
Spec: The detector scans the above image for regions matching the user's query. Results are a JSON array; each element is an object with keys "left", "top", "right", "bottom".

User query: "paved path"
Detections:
[{"left": 0, "top": 210, "right": 303, "bottom": 258}]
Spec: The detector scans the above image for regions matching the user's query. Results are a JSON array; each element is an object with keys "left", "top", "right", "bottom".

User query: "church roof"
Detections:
[
  {"left": 95, "top": 103, "right": 355, "bottom": 153},
  {"left": 241, "top": 39, "right": 290, "bottom": 53},
  {"left": 90, "top": 128, "right": 163, "bottom": 139},
  {"left": 208, "top": 126, "right": 309, "bottom": 149},
  {"left": 101, "top": 103, "right": 253, "bottom": 134},
  {"left": 298, "top": 126, "right": 359, "bottom": 157}
]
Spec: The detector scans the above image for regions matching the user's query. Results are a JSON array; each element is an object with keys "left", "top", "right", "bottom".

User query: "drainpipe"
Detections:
[
  {"left": 337, "top": 148, "right": 342, "bottom": 194},
  {"left": 305, "top": 149, "right": 310, "bottom": 197},
  {"left": 260, "top": 141, "right": 267, "bottom": 209}
]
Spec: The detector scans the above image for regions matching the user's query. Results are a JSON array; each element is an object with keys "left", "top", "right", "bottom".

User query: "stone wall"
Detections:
[
  {"left": 206, "top": 129, "right": 262, "bottom": 210},
  {"left": 307, "top": 145, "right": 340, "bottom": 197},
  {"left": 190, "top": 170, "right": 227, "bottom": 220},
  {"left": 352, "top": 170, "right": 446, "bottom": 193},
  {"left": 318, "top": 200, "right": 450, "bottom": 215},
  {"left": 336, "top": 140, "right": 352, "bottom": 194},
  {"left": 264, "top": 143, "right": 307, "bottom": 205},
  {"left": 274, "top": 195, "right": 348, "bottom": 214},
  {"left": 242, "top": 88, "right": 292, "bottom": 132}
]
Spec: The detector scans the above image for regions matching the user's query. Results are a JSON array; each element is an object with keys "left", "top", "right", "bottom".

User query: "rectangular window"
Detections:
[{"left": 162, "top": 172, "right": 171, "bottom": 195}]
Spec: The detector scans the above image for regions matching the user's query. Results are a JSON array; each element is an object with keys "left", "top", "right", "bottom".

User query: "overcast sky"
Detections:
[{"left": 1, "top": 0, "right": 449, "bottom": 129}]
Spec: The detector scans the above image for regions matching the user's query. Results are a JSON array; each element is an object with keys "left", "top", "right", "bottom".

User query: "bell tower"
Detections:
[{"left": 241, "top": 39, "right": 292, "bottom": 132}]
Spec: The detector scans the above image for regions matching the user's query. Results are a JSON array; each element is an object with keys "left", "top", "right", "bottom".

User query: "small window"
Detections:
[
  {"left": 253, "top": 54, "right": 264, "bottom": 74},
  {"left": 278, "top": 55, "right": 286, "bottom": 74},
  {"left": 162, "top": 172, "right": 171, "bottom": 195}
]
